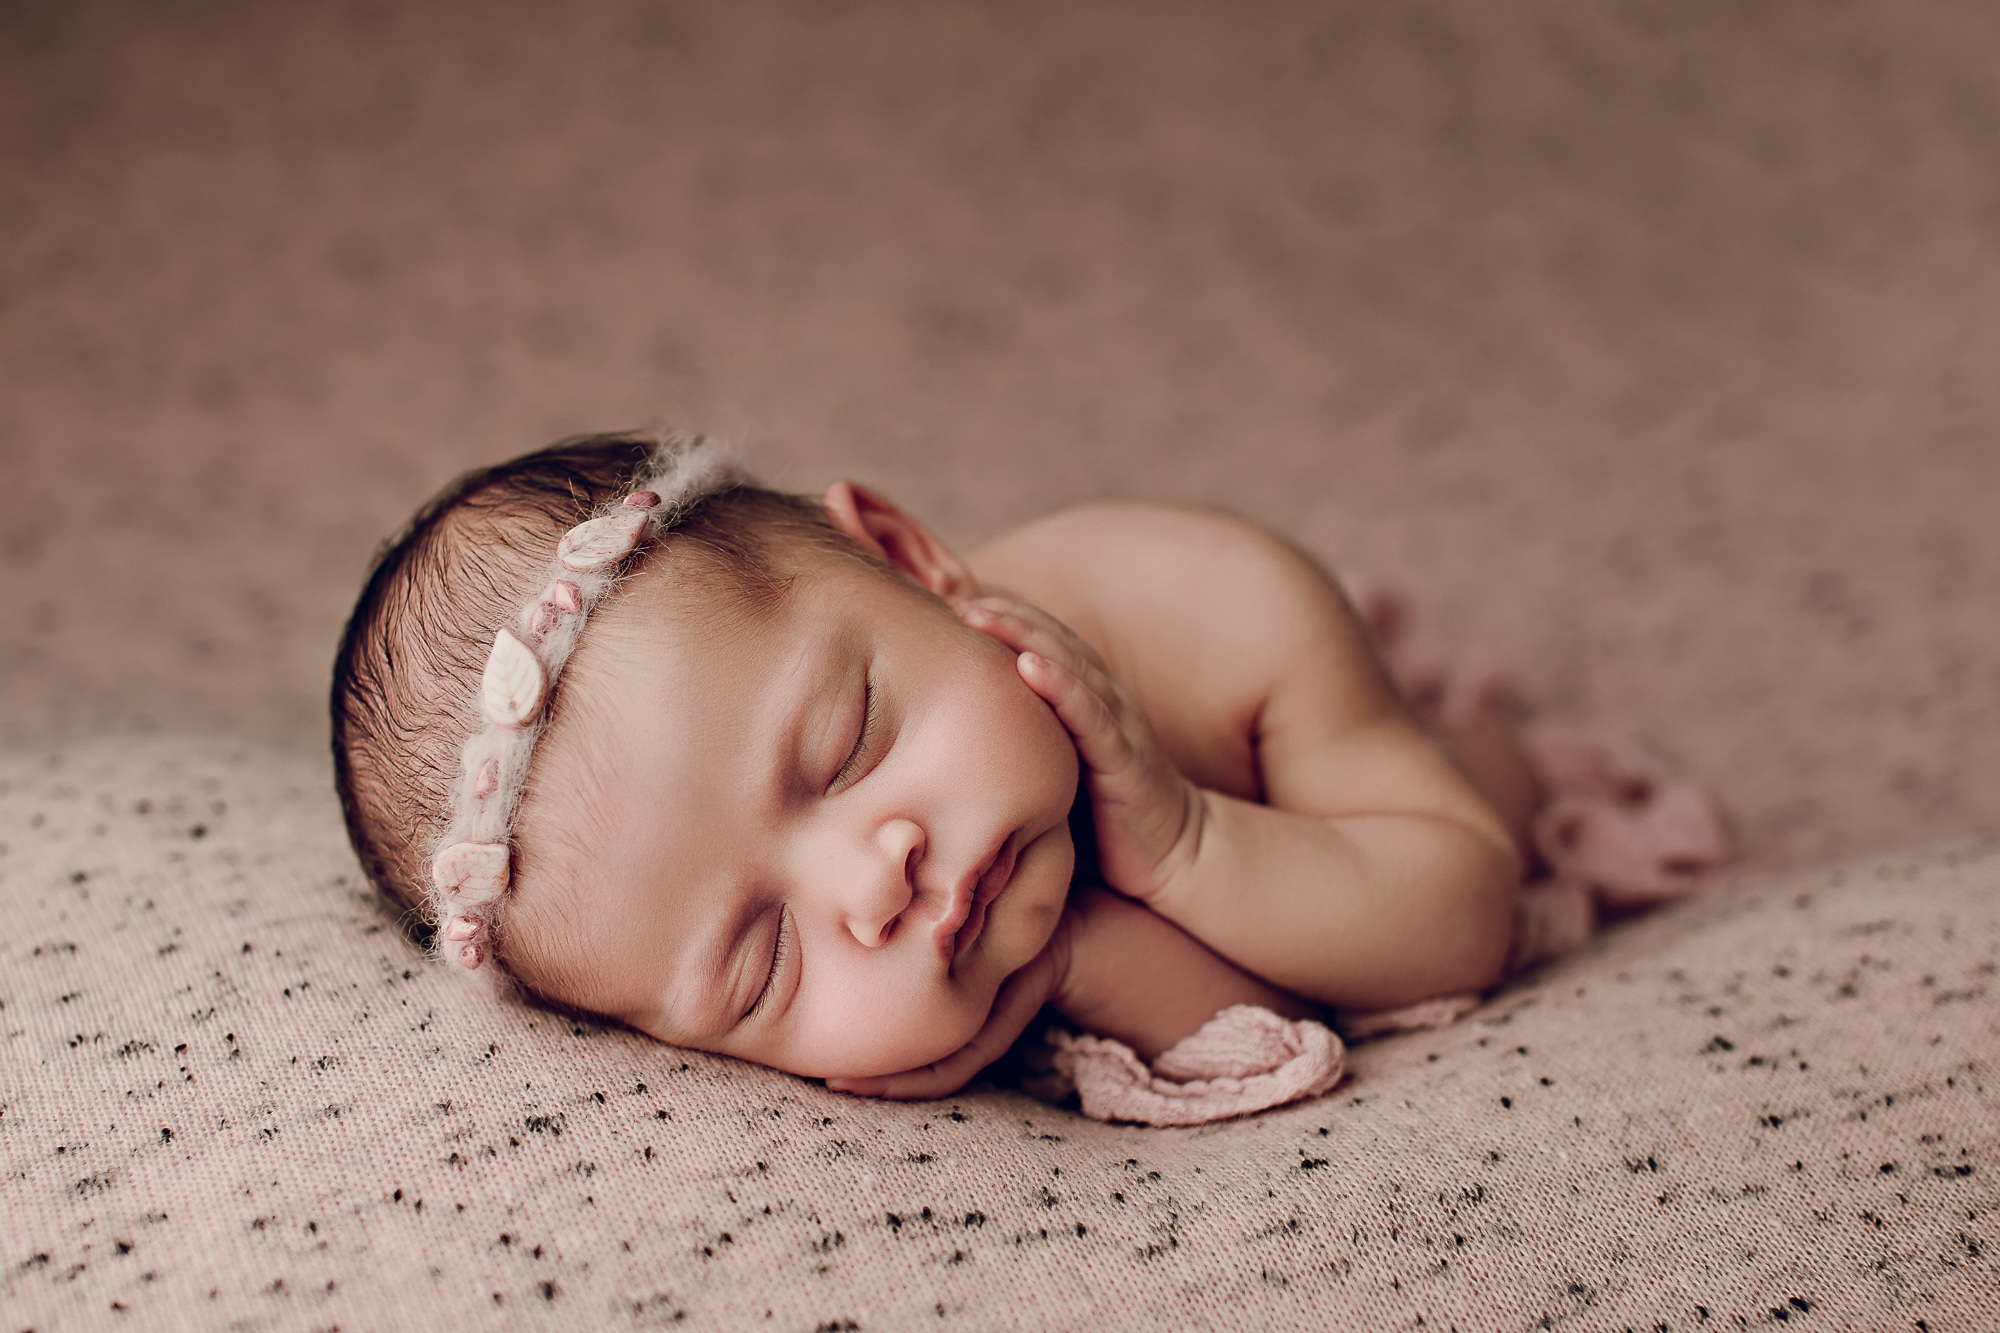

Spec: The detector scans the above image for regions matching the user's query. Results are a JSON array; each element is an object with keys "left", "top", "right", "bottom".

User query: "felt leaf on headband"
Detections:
[
  {"left": 520, "top": 600, "right": 557, "bottom": 642},
  {"left": 481, "top": 629, "right": 546, "bottom": 727},
  {"left": 432, "top": 842, "right": 509, "bottom": 903},
  {"left": 558, "top": 510, "right": 648, "bottom": 572},
  {"left": 519, "top": 579, "right": 585, "bottom": 642}
]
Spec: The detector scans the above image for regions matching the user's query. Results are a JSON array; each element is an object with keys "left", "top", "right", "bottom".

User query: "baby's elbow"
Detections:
[
  {"left": 1427, "top": 829, "right": 1520, "bottom": 996},
  {"left": 1452, "top": 905, "right": 1513, "bottom": 996}
]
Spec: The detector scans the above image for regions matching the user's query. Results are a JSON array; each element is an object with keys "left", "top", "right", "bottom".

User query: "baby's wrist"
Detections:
[
  {"left": 1042, "top": 906, "right": 1082, "bottom": 1010},
  {"left": 1116, "top": 781, "right": 1208, "bottom": 909}
]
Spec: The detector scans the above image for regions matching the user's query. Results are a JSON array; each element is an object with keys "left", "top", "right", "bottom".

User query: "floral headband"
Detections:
[{"left": 426, "top": 436, "right": 747, "bottom": 972}]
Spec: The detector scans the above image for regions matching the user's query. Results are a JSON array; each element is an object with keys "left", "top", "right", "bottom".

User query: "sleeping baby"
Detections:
[{"left": 332, "top": 433, "right": 1726, "bottom": 1120}]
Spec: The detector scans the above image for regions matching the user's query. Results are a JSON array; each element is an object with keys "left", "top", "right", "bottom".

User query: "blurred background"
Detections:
[{"left": 3, "top": 0, "right": 1998, "bottom": 868}]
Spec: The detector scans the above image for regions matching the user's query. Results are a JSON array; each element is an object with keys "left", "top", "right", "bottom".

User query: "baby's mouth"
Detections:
[{"left": 952, "top": 839, "right": 1018, "bottom": 962}]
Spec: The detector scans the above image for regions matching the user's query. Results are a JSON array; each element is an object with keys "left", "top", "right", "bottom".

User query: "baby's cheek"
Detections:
[
  {"left": 856, "top": 1009, "right": 983, "bottom": 1079},
  {"left": 736, "top": 967, "right": 987, "bottom": 1081},
  {"left": 843, "top": 982, "right": 990, "bottom": 1076}
]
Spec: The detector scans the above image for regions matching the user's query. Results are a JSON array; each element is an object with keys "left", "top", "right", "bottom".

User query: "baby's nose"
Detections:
[{"left": 842, "top": 817, "right": 924, "bottom": 948}]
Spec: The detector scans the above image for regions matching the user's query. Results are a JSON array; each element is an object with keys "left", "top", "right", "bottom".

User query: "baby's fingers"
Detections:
[
  {"left": 824, "top": 1060, "right": 973, "bottom": 1102},
  {"left": 954, "top": 600, "right": 1057, "bottom": 656},
  {"left": 958, "top": 601, "right": 1116, "bottom": 700},
  {"left": 1018, "top": 651, "right": 1137, "bottom": 781}
]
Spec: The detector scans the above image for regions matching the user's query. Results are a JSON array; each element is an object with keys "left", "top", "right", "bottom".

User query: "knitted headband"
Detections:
[{"left": 426, "top": 435, "right": 748, "bottom": 973}]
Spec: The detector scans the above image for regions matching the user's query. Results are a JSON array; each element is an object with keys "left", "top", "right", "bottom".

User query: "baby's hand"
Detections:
[{"left": 955, "top": 596, "right": 1199, "bottom": 904}]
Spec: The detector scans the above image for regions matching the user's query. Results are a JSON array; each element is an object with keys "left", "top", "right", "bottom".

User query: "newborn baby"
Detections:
[{"left": 333, "top": 432, "right": 1665, "bottom": 1105}]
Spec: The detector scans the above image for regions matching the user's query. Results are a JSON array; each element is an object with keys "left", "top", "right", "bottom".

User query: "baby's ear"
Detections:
[{"left": 821, "top": 481, "right": 977, "bottom": 598}]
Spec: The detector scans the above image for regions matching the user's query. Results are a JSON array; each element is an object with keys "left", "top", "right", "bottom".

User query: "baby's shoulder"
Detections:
[
  {"left": 969, "top": 502, "right": 1360, "bottom": 753},
  {"left": 968, "top": 502, "right": 1406, "bottom": 807},
  {"left": 970, "top": 501, "right": 1340, "bottom": 646}
]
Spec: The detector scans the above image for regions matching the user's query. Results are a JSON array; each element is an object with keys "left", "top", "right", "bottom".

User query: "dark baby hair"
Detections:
[{"left": 330, "top": 431, "right": 882, "bottom": 946}]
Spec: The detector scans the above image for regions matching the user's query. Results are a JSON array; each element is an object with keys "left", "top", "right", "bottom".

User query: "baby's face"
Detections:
[{"left": 508, "top": 550, "right": 1080, "bottom": 1080}]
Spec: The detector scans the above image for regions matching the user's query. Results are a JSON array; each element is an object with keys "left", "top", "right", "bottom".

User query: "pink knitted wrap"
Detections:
[{"left": 1050, "top": 1006, "right": 1347, "bottom": 1127}]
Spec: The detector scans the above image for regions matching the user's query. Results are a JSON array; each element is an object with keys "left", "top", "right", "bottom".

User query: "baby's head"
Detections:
[{"left": 332, "top": 433, "right": 1078, "bottom": 1080}]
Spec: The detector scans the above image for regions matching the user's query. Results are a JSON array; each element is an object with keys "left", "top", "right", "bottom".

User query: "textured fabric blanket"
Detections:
[
  {"left": 7, "top": 3, "right": 2000, "bottom": 1327},
  {"left": 3, "top": 739, "right": 1993, "bottom": 1329}
]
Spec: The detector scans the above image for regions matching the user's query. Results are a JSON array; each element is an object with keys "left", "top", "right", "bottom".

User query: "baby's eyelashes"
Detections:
[
  {"left": 828, "top": 675, "right": 879, "bottom": 791},
  {"left": 742, "top": 907, "right": 792, "bottom": 1024},
  {"left": 829, "top": 670, "right": 899, "bottom": 794}
]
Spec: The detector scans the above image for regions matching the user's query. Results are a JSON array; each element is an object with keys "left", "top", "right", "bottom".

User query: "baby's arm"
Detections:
[
  {"left": 826, "top": 888, "right": 1311, "bottom": 1099},
  {"left": 959, "top": 556, "right": 1519, "bottom": 1011},
  {"left": 1051, "top": 887, "right": 1315, "bottom": 1058}
]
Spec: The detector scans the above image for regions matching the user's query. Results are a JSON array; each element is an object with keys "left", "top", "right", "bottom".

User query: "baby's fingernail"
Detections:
[{"left": 1020, "top": 651, "right": 1045, "bottom": 669}]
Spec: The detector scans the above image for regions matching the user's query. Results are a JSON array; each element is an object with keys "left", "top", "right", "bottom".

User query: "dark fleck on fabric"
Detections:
[{"left": 2, "top": 742, "right": 1994, "bottom": 1328}]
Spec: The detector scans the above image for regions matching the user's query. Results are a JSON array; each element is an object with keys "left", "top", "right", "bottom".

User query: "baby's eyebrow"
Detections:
[{"left": 768, "top": 626, "right": 858, "bottom": 804}]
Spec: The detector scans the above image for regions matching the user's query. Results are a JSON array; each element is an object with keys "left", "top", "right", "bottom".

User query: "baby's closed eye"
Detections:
[
  {"left": 829, "top": 670, "right": 887, "bottom": 791},
  {"left": 742, "top": 906, "right": 792, "bottom": 1024}
]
